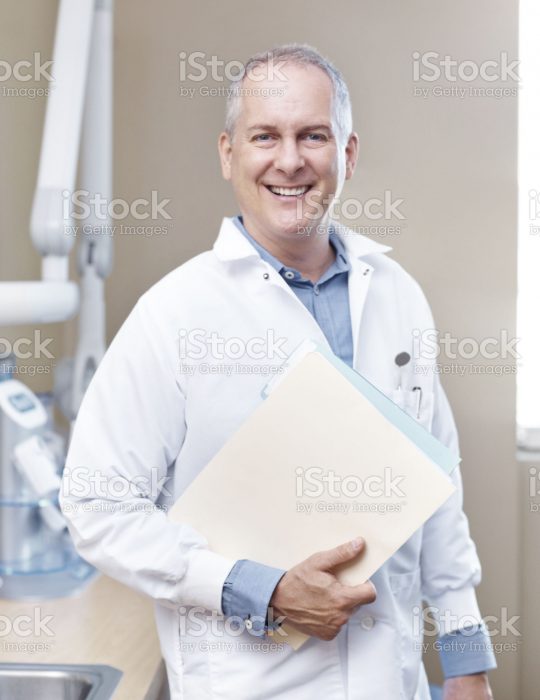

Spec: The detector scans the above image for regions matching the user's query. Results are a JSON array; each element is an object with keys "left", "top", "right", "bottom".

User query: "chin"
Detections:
[
  {"left": 255, "top": 212, "right": 291, "bottom": 235},
  {"left": 272, "top": 219, "right": 305, "bottom": 238}
]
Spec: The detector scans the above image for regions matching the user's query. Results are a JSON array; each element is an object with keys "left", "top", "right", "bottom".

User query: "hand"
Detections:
[
  {"left": 269, "top": 537, "right": 376, "bottom": 641},
  {"left": 443, "top": 673, "right": 493, "bottom": 700}
]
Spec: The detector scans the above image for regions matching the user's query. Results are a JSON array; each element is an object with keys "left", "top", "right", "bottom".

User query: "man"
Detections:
[{"left": 61, "top": 44, "right": 496, "bottom": 699}]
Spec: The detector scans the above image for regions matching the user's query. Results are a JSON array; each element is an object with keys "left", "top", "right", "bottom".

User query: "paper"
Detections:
[{"left": 169, "top": 346, "right": 457, "bottom": 649}]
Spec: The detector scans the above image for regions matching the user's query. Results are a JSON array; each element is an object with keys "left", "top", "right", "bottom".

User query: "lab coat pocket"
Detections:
[
  {"left": 391, "top": 388, "right": 435, "bottom": 433},
  {"left": 389, "top": 568, "right": 420, "bottom": 596}
]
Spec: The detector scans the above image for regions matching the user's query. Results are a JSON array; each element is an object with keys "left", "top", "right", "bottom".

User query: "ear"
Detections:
[
  {"left": 344, "top": 131, "right": 359, "bottom": 180},
  {"left": 218, "top": 131, "right": 233, "bottom": 180}
]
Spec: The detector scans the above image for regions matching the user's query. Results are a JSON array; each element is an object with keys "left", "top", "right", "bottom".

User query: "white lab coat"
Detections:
[{"left": 61, "top": 217, "right": 483, "bottom": 700}]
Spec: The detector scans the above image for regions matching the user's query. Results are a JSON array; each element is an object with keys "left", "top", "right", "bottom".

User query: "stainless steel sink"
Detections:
[{"left": 0, "top": 663, "right": 122, "bottom": 699}]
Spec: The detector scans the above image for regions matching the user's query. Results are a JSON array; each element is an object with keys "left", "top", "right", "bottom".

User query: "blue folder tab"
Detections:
[{"left": 263, "top": 340, "right": 460, "bottom": 476}]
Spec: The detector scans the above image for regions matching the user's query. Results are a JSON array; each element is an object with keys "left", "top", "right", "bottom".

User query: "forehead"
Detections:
[{"left": 237, "top": 62, "right": 335, "bottom": 131}]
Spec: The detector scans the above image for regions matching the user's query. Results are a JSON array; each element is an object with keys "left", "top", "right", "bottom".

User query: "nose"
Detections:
[{"left": 273, "top": 137, "right": 305, "bottom": 177}]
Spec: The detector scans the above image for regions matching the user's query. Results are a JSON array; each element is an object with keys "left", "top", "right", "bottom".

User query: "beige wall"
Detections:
[
  {"left": 0, "top": 0, "right": 61, "bottom": 393},
  {"left": 2, "top": 0, "right": 530, "bottom": 697}
]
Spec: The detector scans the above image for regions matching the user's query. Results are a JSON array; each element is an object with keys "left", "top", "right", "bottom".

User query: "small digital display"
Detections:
[{"left": 9, "top": 392, "right": 36, "bottom": 413}]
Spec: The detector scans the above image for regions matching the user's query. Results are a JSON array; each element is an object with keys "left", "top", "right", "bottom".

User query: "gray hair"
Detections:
[{"left": 224, "top": 43, "right": 353, "bottom": 144}]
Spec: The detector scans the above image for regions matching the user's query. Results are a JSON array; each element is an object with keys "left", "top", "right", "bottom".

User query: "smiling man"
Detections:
[
  {"left": 219, "top": 54, "right": 353, "bottom": 285},
  {"left": 62, "top": 44, "right": 496, "bottom": 699}
]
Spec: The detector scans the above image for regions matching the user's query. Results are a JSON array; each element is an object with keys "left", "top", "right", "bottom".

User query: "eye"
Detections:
[
  {"left": 253, "top": 133, "right": 275, "bottom": 143},
  {"left": 304, "top": 132, "right": 328, "bottom": 143}
]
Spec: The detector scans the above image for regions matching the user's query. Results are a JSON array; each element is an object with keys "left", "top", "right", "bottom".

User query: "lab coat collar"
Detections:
[{"left": 213, "top": 217, "right": 392, "bottom": 264}]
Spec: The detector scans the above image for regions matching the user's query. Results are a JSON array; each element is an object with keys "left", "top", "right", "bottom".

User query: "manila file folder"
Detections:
[{"left": 169, "top": 343, "right": 458, "bottom": 649}]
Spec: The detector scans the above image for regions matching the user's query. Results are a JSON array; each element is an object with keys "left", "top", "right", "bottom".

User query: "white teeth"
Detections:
[{"left": 268, "top": 185, "right": 310, "bottom": 196}]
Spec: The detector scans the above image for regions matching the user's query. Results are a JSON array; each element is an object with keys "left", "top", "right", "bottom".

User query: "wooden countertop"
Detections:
[{"left": 0, "top": 574, "right": 165, "bottom": 700}]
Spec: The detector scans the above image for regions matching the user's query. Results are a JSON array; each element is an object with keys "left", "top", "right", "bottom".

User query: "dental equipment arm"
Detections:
[{"left": 0, "top": 0, "right": 114, "bottom": 420}]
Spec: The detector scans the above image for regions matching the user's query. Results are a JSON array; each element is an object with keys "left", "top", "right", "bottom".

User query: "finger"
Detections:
[
  {"left": 340, "top": 580, "right": 377, "bottom": 607},
  {"left": 311, "top": 537, "right": 365, "bottom": 570}
]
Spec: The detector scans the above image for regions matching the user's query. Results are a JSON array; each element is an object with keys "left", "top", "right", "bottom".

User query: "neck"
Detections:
[{"left": 242, "top": 217, "right": 335, "bottom": 283}]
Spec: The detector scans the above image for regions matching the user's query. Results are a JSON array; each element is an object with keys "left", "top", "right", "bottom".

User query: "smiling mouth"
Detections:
[{"left": 265, "top": 184, "right": 313, "bottom": 198}]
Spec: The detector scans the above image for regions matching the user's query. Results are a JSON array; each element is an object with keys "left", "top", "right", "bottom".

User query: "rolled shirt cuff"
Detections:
[
  {"left": 439, "top": 624, "right": 498, "bottom": 678},
  {"left": 221, "top": 559, "right": 286, "bottom": 633}
]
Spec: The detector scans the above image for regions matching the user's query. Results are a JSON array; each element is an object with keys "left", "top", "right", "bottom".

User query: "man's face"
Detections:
[{"left": 218, "top": 62, "right": 358, "bottom": 245}]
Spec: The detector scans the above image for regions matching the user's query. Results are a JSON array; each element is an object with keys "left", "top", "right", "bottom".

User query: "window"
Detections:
[{"left": 517, "top": 0, "right": 540, "bottom": 455}]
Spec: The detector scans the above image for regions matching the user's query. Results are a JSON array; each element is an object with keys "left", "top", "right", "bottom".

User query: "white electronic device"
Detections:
[{"left": 0, "top": 379, "right": 48, "bottom": 431}]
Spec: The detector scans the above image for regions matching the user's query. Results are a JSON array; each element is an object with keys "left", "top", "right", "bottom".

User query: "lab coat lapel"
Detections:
[
  {"left": 213, "top": 217, "right": 392, "bottom": 364},
  {"left": 213, "top": 218, "right": 331, "bottom": 350},
  {"left": 333, "top": 223, "right": 391, "bottom": 370}
]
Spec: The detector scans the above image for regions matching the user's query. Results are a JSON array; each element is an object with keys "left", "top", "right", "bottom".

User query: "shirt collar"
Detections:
[
  {"left": 213, "top": 216, "right": 392, "bottom": 263},
  {"left": 232, "top": 216, "right": 285, "bottom": 273},
  {"left": 232, "top": 215, "right": 350, "bottom": 283}
]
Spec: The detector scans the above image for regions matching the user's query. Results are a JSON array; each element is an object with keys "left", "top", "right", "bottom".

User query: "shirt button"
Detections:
[
  {"left": 314, "top": 285, "right": 320, "bottom": 295},
  {"left": 284, "top": 270, "right": 295, "bottom": 280},
  {"left": 263, "top": 273, "right": 270, "bottom": 280},
  {"left": 360, "top": 616, "right": 375, "bottom": 630}
]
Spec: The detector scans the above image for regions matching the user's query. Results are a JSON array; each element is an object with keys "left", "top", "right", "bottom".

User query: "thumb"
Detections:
[{"left": 313, "top": 537, "right": 365, "bottom": 571}]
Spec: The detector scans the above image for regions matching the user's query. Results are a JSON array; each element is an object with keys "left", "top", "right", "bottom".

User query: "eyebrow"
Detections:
[{"left": 246, "top": 123, "right": 334, "bottom": 134}]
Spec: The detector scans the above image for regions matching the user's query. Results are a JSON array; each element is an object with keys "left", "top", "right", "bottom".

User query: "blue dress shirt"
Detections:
[{"left": 221, "top": 215, "right": 496, "bottom": 677}]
